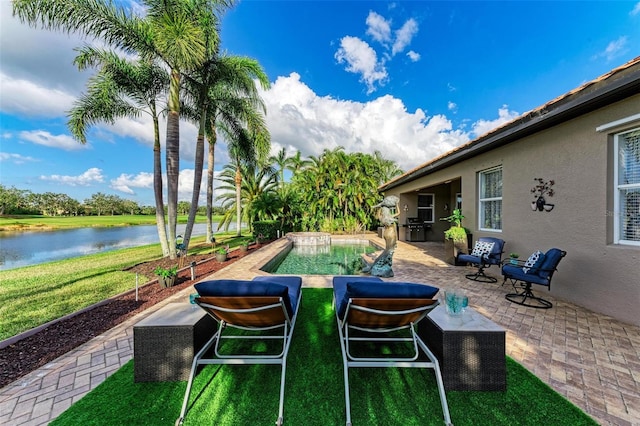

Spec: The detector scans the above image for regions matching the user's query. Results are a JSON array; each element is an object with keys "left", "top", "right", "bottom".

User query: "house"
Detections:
[{"left": 379, "top": 56, "right": 640, "bottom": 326}]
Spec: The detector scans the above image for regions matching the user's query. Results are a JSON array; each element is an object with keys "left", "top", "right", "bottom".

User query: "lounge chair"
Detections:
[
  {"left": 176, "top": 275, "right": 302, "bottom": 426},
  {"left": 332, "top": 276, "right": 452, "bottom": 426},
  {"left": 502, "top": 248, "right": 566, "bottom": 308},
  {"left": 456, "top": 237, "right": 506, "bottom": 282}
]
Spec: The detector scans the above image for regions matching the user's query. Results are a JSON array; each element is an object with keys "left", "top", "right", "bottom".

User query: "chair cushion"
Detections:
[
  {"left": 195, "top": 278, "right": 301, "bottom": 318},
  {"left": 457, "top": 253, "right": 482, "bottom": 264},
  {"left": 251, "top": 275, "right": 303, "bottom": 315},
  {"left": 333, "top": 276, "right": 384, "bottom": 319},
  {"left": 522, "top": 250, "right": 545, "bottom": 274},
  {"left": 502, "top": 264, "right": 549, "bottom": 286},
  {"left": 471, "top": 241, "right": 495, "bottom": 257},
  {"left": 539, "top": 249, "right": 564, "bottom": 279},
  {"left": 333, "top": 277, "right": 439, "bottom": 319}
]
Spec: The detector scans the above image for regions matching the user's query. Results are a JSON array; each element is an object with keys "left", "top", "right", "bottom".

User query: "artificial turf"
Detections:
[{"left": 51, "top": 288, "right": 597, "bottom": 426}]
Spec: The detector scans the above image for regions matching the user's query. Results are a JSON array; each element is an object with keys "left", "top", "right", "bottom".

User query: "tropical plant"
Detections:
[
  {"left": 13, "top": 0, "right": 234, "bottom": 259},
  {"left": 181, "top": 53, "right": 270, "bottom": 247},
  {"left": 153, "top": 265, "right": 177, "bottom": 278},
  {"left": 68, "top": 47, "right": 171, "bottom": 256}
]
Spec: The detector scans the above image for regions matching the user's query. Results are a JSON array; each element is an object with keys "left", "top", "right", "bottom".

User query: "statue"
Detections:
[{"left": 362, "top": 195, "right": 399, "bottom": 277}]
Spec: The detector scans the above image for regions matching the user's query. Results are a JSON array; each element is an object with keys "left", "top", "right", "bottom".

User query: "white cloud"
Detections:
[
  {"left": 335, "top": 36, "right": 388, "bottom": 94},
  {"left": 471, "top": 105, "right": 519, "bottom": 138},
  {"left": 592, "top": 36, "right": 628, "bottom": 61},
  {"left": 406, "top": 50, "right": 420, "bottom": 62},
  {"left": 631, "top": 2, "right": 640, "bottom": 16},
  {"left": 19, "top": 130, "right": 88, "bottom": 151},
  {"left": 259, "top": 73, "right": 472, "bottom": 172},
  {"left": 0, "top": 72, "right": 77, "bottom": 117},
  {"left": 40, "top": 167, "right": 105, "bottom": 186},
  {"left": 110, "top": 172, "right": 154, "bottom": 195},
  {"left": 0, "top": 152, "right": 39, "bottom": 164},
  {"left": 365, "top": 11, "right": 392, "bottom": 44},
  {"left": 392, "top": 18, "right": 418, "bottom": 56},
  {"left": 448, "top": 101, "right": 458, "bottom": 113},
  {"left": 337, "top": 12, "right": 419, "bottom": 93}
]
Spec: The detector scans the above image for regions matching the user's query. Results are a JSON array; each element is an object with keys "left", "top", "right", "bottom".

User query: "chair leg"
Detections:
[
  {"left": 505, "top": 282, "right": 553, "bottom": 309},
  {"left": 465, "top": 265, "right": 497, "bottom": 283}
]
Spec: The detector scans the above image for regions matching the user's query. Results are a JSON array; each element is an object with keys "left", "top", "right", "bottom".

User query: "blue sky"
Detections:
[{"left": 1, "top": 0, "right": 639, "bottom": 206}]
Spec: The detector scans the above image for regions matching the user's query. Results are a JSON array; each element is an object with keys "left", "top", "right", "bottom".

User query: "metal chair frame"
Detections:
[
  {"left": 176, "top": 292, "right": 301, "bottom": 426},
  {"left": 334, "top": 297, "right": 452, "bottom": 426},
  {"left": 503, "top": 250, "right": 566, "bottom": 309}
]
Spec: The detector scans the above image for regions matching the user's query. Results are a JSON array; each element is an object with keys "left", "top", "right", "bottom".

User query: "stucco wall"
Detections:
[{"left": 386, "top": 94, "right": 640, "bottom": 326}]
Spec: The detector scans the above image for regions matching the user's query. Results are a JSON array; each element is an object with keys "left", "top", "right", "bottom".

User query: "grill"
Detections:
[{"left": 404, "top": 217, "right": 427, "bottom": 242}]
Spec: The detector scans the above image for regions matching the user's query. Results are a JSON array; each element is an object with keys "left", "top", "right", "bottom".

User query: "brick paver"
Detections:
[{"left": 1, "top": 235, "right": 638, "bottom": 425}]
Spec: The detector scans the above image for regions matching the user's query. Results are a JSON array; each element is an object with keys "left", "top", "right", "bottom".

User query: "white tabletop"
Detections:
[
  {"left": 134, "top": 302, "right": 206, "bottom": 327},
  {"left": 427, "top": 305, "right": 504, "bottom": 332}
]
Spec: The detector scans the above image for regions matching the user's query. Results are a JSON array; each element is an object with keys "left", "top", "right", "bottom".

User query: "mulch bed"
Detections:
[{"left": 0, "top": 242, "right": 267, "bottom": 388}]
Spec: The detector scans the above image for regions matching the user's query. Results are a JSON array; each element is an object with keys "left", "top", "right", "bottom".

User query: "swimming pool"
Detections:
[{"left": 262, "top": 242, "right": 377, "bottom": 275}]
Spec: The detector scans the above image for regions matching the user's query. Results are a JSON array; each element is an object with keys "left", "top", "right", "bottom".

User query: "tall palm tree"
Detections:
[
  {"left": 68, "top": 46, "right": 171, "bottom": 256},
  {"left": 13, "top": 0, "right": 233, "bottom": 258},
  {"left": 181, "top": 54, "right": 270, "bottom": 247}
]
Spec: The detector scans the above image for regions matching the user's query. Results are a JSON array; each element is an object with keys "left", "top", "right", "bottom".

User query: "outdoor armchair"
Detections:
[
  {"left": 502, "top": 248, "right": 566, "bottom": 308},
  {"left": 332, "top": 276, "right": 452, "bottom": 426},
  {"left": 456, "top": 237, "right": 506, "bottom": 283},
  {"left": 176, "top": 275, "right": 302, "bottom": 426}
]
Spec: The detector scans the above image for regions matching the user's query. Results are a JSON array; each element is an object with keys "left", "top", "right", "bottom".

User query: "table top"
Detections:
[
  {"left": 134, "top": 302, "right": 207, "bottom": 328},
  {"left": 427, "top": 305, "right": 504, "bottom": 333}
]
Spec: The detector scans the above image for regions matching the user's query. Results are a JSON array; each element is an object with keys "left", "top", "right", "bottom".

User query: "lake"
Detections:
[{"left": 0, "top": 223, "right": 230, "bottom": 270}]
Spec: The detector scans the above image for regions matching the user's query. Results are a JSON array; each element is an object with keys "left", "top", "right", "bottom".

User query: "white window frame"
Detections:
[
  {"left": 613, "top": 127, "right": 640, "bottom": 246},
  {"left": 417, "top": 193, "right": 435, "bottom": 223},
  {"left": 478, "top": 166, "right": 503, "bottom": 232}
]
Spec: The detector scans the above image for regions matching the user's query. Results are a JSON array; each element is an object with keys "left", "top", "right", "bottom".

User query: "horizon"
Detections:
[{"left": 1, "top": 0, "right": 639, "bottom": 205}]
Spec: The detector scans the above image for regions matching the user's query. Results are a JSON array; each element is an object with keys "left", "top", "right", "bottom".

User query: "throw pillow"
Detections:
[
  {"left": 471, "top": 241, "right": 495, "bottom": 257},
  {"left": 522, "top": 250, "right": 545, "bottom": 274}
]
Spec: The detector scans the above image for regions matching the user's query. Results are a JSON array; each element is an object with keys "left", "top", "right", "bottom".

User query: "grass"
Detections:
[
  {"left": 0, "top": 232, "right": 251, "bottom": 341},
  {"left": 0, "top": 214, "right": 208, "bottom": 231},
  {"left": 51, "top": 289, "right": 596, "bottom": 426}
]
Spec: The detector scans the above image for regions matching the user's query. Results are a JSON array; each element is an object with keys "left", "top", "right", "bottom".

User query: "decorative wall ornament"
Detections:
[{"left": 530, "top": 178, "right": 555, "bottom": 212}]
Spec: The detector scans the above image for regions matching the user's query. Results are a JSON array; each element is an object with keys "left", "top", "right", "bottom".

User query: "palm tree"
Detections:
[
  {"left": 215, "top": 162, "right": 278, "bottom": 233},
  {"left": 180, "top": 53, "right": 270, "bottom": 247},
  {"left": 13, "top": 0, "right": 233, "bottom": 258},
  {"left": 67, "top": 46, "right": 171, "bottom": 256}
]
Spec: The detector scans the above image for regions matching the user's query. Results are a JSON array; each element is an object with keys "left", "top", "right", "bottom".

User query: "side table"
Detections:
[
  {"left": 133, "top": 302, "right": 215, "bottom": 382},
  {"left": 418, "top": 305, "right": 506, "bottom": 391}
]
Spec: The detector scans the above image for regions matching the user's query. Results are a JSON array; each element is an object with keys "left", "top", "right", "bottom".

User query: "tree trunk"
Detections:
[
  {"left": 206, "top": 131, "right": 217, "bottom": 243},
  {"left": 183, "top": 112, "right": 206, "bottom": 249},
  {"left": 235, "top": 165, "right": 242, "bottom": 236},
  {"left": 152, "top": 111, "right": 169, "bottom": 257},
  {"left": 165, "top": 68, "right": 181, "bottom": 259}
]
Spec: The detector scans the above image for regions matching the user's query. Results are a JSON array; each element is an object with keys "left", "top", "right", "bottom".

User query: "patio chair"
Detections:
[
  {"left": 502, "top": 248, "right": 566, "bottom": 309},
  {"left": 456, "top": 237, "right": 505, "bottom": 283},
  {"left": 332, "top": 276, "right": 452, "bottom": 426},
  {"left": 176, "top": 275, "right": 302, "bottom": 426}
]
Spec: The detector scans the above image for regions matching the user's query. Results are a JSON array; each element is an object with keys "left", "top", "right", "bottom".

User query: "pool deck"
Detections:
[{"left": 1, "top": 234, "right": 639, "bottom": 425}]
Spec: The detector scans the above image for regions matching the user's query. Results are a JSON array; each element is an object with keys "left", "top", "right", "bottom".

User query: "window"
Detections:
[
  {"left": 614, "top": 128, "right": 640, "bottom": 245},
  {"left": 479, "top": 167, "right": 502, "bottom": 231},
  {"left": 417, "top": 193, "right": 434, "bottom": 223}
]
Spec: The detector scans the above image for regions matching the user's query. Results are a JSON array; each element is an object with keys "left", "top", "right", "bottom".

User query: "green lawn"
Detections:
[
  {"left": 0, "top": 214, "right": 208, "bottom": 231},
  {"left": 0, "top": 231, "right": 249, "bottom": 341}
]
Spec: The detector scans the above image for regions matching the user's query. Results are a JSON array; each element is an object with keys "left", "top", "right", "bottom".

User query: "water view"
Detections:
[
  {"left": 0, "top": 223, "right": 230, "bottom": 270},
  {"left": 265, "top": 242, "right": 376, "bottom": 275}
]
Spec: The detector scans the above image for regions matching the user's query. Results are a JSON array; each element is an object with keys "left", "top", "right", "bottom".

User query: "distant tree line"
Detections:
[{"left": 0, "top": 184, "right": 225, "bottom": 217}]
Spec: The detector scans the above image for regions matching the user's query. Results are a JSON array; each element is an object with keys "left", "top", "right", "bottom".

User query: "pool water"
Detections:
[{"left": 266, "top": 243, "right": 377, "bottom": 275}]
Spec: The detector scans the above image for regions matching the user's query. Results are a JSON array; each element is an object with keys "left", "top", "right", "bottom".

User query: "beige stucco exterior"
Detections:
[{"left": 383, "top": 88, "right": 640, "bottom": 326}]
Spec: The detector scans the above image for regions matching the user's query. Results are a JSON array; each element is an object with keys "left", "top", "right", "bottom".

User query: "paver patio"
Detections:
[{"left": 1, "top": 235, "right": 638, "bottom": 425}]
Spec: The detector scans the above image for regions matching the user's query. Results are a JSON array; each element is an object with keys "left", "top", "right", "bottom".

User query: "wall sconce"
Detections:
[
  {"left": 530, "top": 178, "right": 555, "bottom": 212},
  {"left": 444, "top": 203, "right": 449, "bottom": 212},
  {"left": 403, "top": 204, "right": 409, "bottom": 212}
]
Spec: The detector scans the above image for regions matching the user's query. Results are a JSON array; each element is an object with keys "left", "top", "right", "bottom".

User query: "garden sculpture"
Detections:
[{"left": 362, "top": 195, "right": 399, "bottom": 277}]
